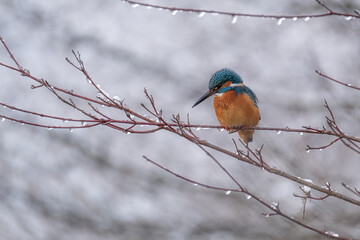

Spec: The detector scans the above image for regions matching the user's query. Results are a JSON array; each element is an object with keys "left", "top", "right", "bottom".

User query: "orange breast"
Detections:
[{"left": 214, "top": 90, "right": 260, "bottom": 143}]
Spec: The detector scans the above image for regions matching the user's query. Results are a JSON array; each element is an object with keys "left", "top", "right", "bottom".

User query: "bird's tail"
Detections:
[{"left": 238, "top": 130, "right": 254, "bottom": 144}]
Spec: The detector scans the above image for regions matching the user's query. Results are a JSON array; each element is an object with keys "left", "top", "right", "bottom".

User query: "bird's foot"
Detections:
[{"left": 226, "top": 125, "right": 244, "bottom": 134}]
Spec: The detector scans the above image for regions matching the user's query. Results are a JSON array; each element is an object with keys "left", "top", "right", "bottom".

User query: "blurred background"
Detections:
[{"left": 0, "top": 0, "right": 359, "bottom": 239}]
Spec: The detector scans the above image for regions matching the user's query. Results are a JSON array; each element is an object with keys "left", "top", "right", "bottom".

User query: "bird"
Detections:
[{"left": 192, "top": 68, "right": 260, "bottom": 144}]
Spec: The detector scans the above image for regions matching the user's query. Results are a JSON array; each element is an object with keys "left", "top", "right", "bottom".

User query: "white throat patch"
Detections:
[
  {"left": 215, "top": 83, "right": 243, "bottom": 97},
  {"left": 230, "top": 83, "right": 244, "bottom": 87}
]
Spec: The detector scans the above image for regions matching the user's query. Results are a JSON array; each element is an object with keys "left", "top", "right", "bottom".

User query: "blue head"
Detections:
[
  {"left": 193, "top": 68, "right": 249, "bottom": 108},
  {"left": 208, "top": 68, "right": 242, "bottom": 90}
]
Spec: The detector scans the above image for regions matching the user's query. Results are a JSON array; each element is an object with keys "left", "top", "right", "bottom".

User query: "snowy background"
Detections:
[{"left": 0, "top": 0, "right": 360, "bottom": 239}]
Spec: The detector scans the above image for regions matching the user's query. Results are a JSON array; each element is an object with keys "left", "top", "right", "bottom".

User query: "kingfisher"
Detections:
[{"left": 192, "top": 68, "right": 260, "bottom": 144}]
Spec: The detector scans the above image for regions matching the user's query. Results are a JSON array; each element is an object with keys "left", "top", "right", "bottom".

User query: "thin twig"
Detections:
[
  {"left": 315, "top": 0, "right": 333, "bottom": 12},
  {"left": 342, "top": 183, "right": 360, "bottom": 198},
  {"left": 122, "top": 0, "right": 360, "bottom": 20},
  {"left": 316, "top": 70, "right": 360, "bottom": 91}
]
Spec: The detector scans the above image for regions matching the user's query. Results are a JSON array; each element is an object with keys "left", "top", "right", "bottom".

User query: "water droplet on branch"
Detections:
[
  {"left": 276, "top": 131, "right": 282, "bottom": 135},
  {"left": 303, "top": 185, "right": 311, "bottom": 193},
  {"left": 197, "top": 12, "right": 206, "bottom": 18},
  {"left": 304, "top": 17, "right": 310, "bottom": 22},
  {"left": 225, "top": 190, "right": 232, "bottom": 195},
  {"left": 171, "top": 10, "right": 178, "bottom": 15},
  {"left": 277, "top": 18, "right": 285, "bottom": 25},
  {"left": 271, "top": 202, "right": 279, "bottom": 209},
  {"left": 231, "top": 15, "right": 238, "bottom": 24},
  {"left": 325, "top": 231, "right": 339, "bottom": 237}
]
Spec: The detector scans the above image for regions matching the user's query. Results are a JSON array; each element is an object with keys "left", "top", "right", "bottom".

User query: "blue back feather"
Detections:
[
  {"left": 239, "top": 86, "right": 259, "bottom": 107},
  {"left": 218, "top": 86, "right": 259, "bottom": 107}
]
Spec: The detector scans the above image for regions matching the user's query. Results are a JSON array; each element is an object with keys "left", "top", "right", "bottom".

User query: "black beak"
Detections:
[{"left": 192, "top": 90, "right": 215, "bottom": 108}]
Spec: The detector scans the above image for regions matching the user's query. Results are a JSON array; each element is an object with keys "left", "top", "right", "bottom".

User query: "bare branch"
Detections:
[
  {"left": 342, "top": 183, "right": 360, "bottom": 198},
  {"left": 195, "top": 142, "right": 244, "bottom": 190},
  {"left": 305, "top": 100, "right": 360, "bottom": 153},
  {"left": 316, "top": 70, "right": 360, "bottom": 91},
  {"left": 0, "top": 113, "right": 101, "bottom": 130},
  {"left": 315, "top": 0, "right": 333, "bottom": 13},
  {"left": 144, "top": 155, "right": 355, "bottom": 240},
  {"left": 143, "top": 155, "right": 240, "bottom": 192},
  {"left": 122, "top": 0, "right": 360, "bottom": 20}
]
